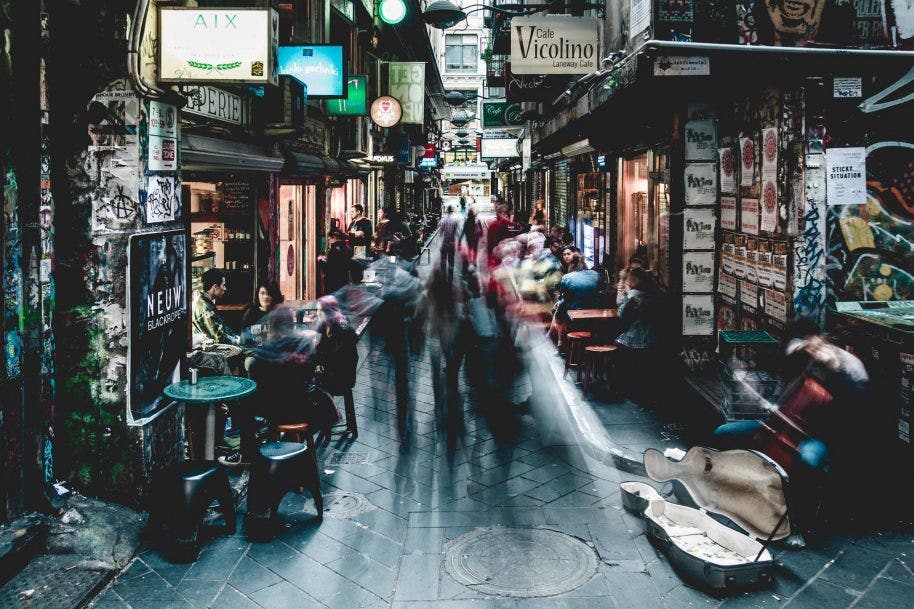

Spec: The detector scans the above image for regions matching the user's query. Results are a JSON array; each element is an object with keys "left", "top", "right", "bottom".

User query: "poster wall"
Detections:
[
  {"left": 684, "top": 163, "right": 717, "bottom": 206},
  {"left": 721, "top": 196, "right": 737, "bottom": 230},
  {"left": 683, "top": 251, "right": 715, "bottom": 292},
  {"left": 683, "top": 294, "right": 715, "bottom": 335},
  {"left": 128, "top": 230, "right": 187, "bottom": 424},
  {"left": 684, "top": 208, "right": 717, "bottom": 249},
  {"left": 685, "top": 120, "right": 716, "bottom": 161},
  {"left": 740, "top": 198, "right": 759, "bottom": 235}
]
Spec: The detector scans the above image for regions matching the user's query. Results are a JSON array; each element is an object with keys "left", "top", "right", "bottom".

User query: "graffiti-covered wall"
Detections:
[{"left": 824, "top": 66, "right": 914, "bottom": 303}]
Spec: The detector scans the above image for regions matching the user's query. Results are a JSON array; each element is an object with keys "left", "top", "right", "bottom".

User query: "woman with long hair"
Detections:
[{"left": 314, "top": 295, "right": 359, "bottom": 437}]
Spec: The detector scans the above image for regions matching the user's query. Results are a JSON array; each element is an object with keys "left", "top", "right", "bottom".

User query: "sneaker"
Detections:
[{"left": 218, "top": 452, "right": 250, "bottom": 468}]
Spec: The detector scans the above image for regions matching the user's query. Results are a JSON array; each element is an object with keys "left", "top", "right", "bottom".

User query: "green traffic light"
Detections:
[{"left": 379, "top": 0, "right": 407, "bottom": 24}]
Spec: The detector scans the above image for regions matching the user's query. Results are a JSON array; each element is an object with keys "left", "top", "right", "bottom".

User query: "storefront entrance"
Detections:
[
  {"left": 278, "top": 183, "right": 317, "bottom": 301},
  {"left": 616, "top": 151, "right": 671, "bottom": 288}
]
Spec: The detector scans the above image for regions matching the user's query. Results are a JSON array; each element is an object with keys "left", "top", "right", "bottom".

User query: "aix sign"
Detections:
[{"left": 481, "top": 101, "right": 524, "bottom": 129}]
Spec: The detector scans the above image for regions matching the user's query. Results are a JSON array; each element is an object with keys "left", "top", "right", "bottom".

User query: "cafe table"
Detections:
[
  {"left": 164, "top": 376, "right": 257, "bottom": 461},
  {"left": 567, "top": 308, "right": 619, "bottom": 321}
]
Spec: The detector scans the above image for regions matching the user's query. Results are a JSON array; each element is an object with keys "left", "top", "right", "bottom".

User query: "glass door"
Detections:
[{"left": 278, "top": 184, "right": 303, "bottom": 301}]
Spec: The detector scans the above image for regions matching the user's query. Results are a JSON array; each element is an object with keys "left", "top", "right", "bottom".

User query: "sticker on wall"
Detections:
[
  {"left": 720, "top": 196, "right": 737, "bottom": 231},
  {"left": 719, "top": 147, "right": 737, "bottom": 194},
  {"left": 740, "top": 136, "right": 755, "bottom": 186},
  {"left": 685, "top": 119, "right": 716, "bottom": 161},
  {"left": 762, "top": 127, "right": 778, "bottom": 180},
  {"left": 740, "top": 198, "right": 759, "bottom": 235},
  {"left": 684, "top": 163, "right": 717, "bottom": 207},
  {"left": 682, "top": 294, "right": 715, "bottom": 336},
  {"left": 684, "top": 208, "right": 717, "bottom": 250},
  {"left": 761, "top": 178, "right": 778, "bottom": 232},
  {"left": 149, "top": 134, "right": 177, "bottom": 171},
  {"left": 826, "top": 146, "right": 866, "bottom": 205},
  {"left": 145, "top": 176, "right": 180, "bottom": 224},
  {"left": 683, "top": 251, "right": 715, "bottom": 292}
]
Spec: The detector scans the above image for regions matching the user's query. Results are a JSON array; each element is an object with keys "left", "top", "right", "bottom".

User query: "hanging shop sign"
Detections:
[
  {"left": 180, "top": 85, "right": 247, "bottom": 125},
  {"left": 127, "top": 230, "right": 187, "bottom": 424},
  {"left": 505, "top": 64, "right": 566, "bottom": 102},
  {"left": 368, "top": 154, "right": 396, "bottom": 163},
  {"left": 653, "top": 56, "right": 710, "bottom": 77},
  {"left": 684, "top": 163, "right": 717, "bottom": 207},
  {"left": 326, "top": 75, "right": 368, "bottom": 116},
  {"left": 370, "top": 96, "right": 402, "bottom": 128},
  {"left": 509, "top": 15, "right": 600, "bottom": 75},
  {"left": 388, "top": 62, "right": 425, "bottom": 125},
  {"left": 159, "top": 8, "right": 278, "bottom": 84},
  {"left": 482, "top": 101, "right": 525, "bottom": 129},
  {"left": 481, "top": 137, "right": 519, "bottom": 159},
  {"left": 278, "top": 45, "right": 345, "bottom": 98},
  {"left": 826, "top": 146, "right": 866, "bottom": 205}
]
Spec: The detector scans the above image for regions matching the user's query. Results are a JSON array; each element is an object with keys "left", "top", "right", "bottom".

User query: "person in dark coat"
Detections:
[
  {"left": 323, "top": 228, "right": 352, "bottom": 294},
  {"left": 314, "top": 295, "right": 359, "bottom": 436}
]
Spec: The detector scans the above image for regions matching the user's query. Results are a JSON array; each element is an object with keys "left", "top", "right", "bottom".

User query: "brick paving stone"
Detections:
[
  {"left": 852, "top": 577, "right": 914, "bottom": 609},
  {"left": 228, "top": 556, "right": 283, "bottom": 595},
  {"left": 249, "top": 581, "right": 324, "bottom": 609},
  {"left": 394, "top": 554, "right": 441, "bottom": 600},
  {"left": 210, "top": 586, "right": 263, "bottom": 609},
  {"left": 782, "top": 579, "right": 857, "bottom": 608},
  {"left": 818, "top": 544, "right": 894, "bottom": 592}
]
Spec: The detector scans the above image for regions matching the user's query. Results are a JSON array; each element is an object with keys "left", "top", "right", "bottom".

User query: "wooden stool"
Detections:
[
  {"left": 273, "top": 422, "right": 316, "bottom": 453},
  {"left": 583, "top": 344, "right": 619, "bottom": 395},
  {"left": 563, "top": 331, "right": 592, "bottom": 382}
]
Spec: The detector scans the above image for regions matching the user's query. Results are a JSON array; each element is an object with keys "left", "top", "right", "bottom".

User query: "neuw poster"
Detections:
[{"left": 128, "top": 230, "right": 187, "bottom": 424}]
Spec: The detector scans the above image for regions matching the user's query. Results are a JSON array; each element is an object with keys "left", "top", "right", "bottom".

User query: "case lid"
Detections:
[{"left": 643, "top": 446, "right": 791, "bottom": 541}]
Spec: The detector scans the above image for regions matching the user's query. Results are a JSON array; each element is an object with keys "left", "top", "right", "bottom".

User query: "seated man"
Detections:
[{"left": 193, "top": 269, "right": 240, "bottom": 346}]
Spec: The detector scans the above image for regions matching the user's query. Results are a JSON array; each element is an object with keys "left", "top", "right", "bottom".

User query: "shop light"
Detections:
[{"left": 379, "top": 0, "right": 408, "bottom": 25}]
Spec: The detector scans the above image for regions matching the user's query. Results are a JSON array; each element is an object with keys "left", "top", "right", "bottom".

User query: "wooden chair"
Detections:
[
  {"left": 583, "top": 344, "right": 619, "bottom": 395},
  {"left": 563, "top": 331, "right": 592, "bottom": 382}
]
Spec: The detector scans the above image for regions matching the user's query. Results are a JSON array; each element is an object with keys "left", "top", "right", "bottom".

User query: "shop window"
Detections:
[
  {"left": 445, "top": 35, "right": 479, "bottom": 73},
  {"left": 616, "top": 152, "right": 671, "bottom": 288},
  {"left": 576, "top": 171, "right": 603, "bottom": 268}
]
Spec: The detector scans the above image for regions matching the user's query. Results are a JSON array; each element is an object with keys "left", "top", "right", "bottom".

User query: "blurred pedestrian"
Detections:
[
  {"left": 438, "top": 205, "right": 460, "bottom": 283},
  {"left": 314, "top": 295, "right": 359, "bottom": 437}
]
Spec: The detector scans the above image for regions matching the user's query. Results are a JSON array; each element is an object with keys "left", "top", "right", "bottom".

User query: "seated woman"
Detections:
[
  {"left": 242, "top": 281, "right": 283, "bottom": 346},
  {"left": 549, "top": 252, "right": 600, "bottom": 350},
  {"left": 313, "top": 295, "right": 359, "bottom": 437},
  {"left": 614, "top": 267, "right": 669, "bottom": 400}
]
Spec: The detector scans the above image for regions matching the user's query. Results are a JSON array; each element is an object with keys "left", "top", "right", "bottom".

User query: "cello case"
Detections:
[{"left": 620, "top": 447, "right": 794, "bottom": 592}]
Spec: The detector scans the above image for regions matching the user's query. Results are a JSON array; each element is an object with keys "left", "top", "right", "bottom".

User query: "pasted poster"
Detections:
[
  {"left": 719, "top": 147, "right": 737, "bottom": 194},
  {"left": 145, "top": 175, "right": 180, "bottom": 224},
  {"left": 630, "top": 0, "right": 652, "bottom": 39},
  {"left": 718, "top": 269, "right": 738, "bottom": 299},
  {"left": 685, "top": 119, "right": 716, "bottom": 161},
  {"left": 826, "top": 146, "right": 866, "bottom": 205},
  {"left": 740, "top": 280, "right": 759, "bottom": 312},
  {"left": 684, "top": 208, "right": 716, "bottom": 250},
  {"left": 128, "top": 230, "right": 187, "bottom": 424},
  {"left": 683, "top": 251, "right": 715, "bottom": 292},
  {"left": 740, "top": 198, "right": 759, "bottom": 235},
  {"left": 684, "top": 163, "right": 717, "bottom": 207},
  {"left": 761, "top": 177, "right": 778, "bottom": 232},
  {"left": 762, "top": 127, "right": 778, "bottom": 179},
  {"left": 757, "top": 248, "right": 774, "bottom": 288},
  {"left": 740, "top": 136, "right": 755, "bottom": 186},
  {"left": 745, "top": 242, "right": 758, "bottom": 283},
  {"left": 762, "top": 288, "right": 787, "bottom": 324},
  {"left": 721, "top": 196, "right": 737, "bottom": 231},
  {"left": 682, "top": 294, "right": 715, "bottom": 336},
  {"left": 148, "top": 100, "right": 178, "bottom": 172}
]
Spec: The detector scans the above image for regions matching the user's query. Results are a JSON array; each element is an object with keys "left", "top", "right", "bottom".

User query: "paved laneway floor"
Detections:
[{"left": 90, "top": 324, "right": 914, "bottom": 609}]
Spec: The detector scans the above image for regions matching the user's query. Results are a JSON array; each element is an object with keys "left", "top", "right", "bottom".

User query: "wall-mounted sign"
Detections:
[
  {"left": 278, "top": 45, "right": 345, "bottom": 98},
  {"left": 159, "top": 8, "right": 278, "bottom": 84},
  {"left": 368, "top": 154, "right": 395, "bottom": 163},
  {"left": 481, "top": 137, "right": 519, "bottom": 159},
  {"left": 826, "top": 146, "right": 866, "bottom": 205},
  {"left": 388, "top": 62, "right": 425, "bottom": 125},
  {"left": 181, "top": 85, "right": 246, "bottom": 125},
  {"left": 510, "top": 16, "right": 599, "bottom": 75},
  {"left": 370, "top": 96, "right": 402, "bottom": 128},
  {"left": 149, "top": 133, "right": 177, "bottom": 171},
  {"left": 325, "top": 75, "right": 367, "bottom": 116},
  {"left": 653, "top": 56, "right": 710, "bottom": 77},
  {"left": 482, "top": 101, "right": 524, "bottom": 128}
]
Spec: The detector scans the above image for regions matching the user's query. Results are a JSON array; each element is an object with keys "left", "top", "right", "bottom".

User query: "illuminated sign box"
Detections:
[
  {"left": 481, "top": 138, "right": 519, "bottom": 159},
  {"left": 159, "top": 8, "right": 278, "bottom": 84},
  {"left": 278, "top": 45, "right": 346, "bottom": 99},
  {"left": 326, "top": 75, "right": 368, "bottom": 116}
]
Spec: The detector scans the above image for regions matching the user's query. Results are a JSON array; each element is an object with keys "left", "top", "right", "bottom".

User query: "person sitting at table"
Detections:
[
  {"left": 616, "top": 256, "right": 645, "bottom": 306},
  {"left": 242, "top": 281, "right": 283, "bottom": 346},
  {"left": 549, "top": 252, "right": 601, "bottom": 351},
  {"left": 193, "top": 269, "right": 240, "bottom": 346},
  {"left": 313, "top": 295, "right": 359, "bottom": 437},
  {"left": 614, "top": 267, "right": 670, "bottom": 403}
]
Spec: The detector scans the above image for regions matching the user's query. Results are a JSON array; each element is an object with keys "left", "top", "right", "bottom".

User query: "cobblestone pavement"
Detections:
[{"left": 89, "top": 317, "right": 914, "bottom": 608}]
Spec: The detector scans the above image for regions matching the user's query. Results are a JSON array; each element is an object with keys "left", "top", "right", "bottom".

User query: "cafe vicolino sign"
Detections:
[{"left": 510, "top": 15, "right": 600, "bottom": 75}]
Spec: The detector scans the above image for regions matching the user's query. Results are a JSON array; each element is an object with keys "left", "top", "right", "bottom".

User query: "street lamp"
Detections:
[
  {"left": 379, "top": 0, "right": 408, "bottom": 24},
  {"left": 440, "top": 91, "right": 489, "bottom": 106}
]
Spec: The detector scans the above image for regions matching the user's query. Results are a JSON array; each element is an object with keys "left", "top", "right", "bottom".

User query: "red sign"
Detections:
[{"left": 423, "top": 143, "right": 436, "bottom": 158}]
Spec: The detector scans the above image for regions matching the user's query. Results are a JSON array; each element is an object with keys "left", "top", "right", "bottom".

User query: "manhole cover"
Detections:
[
  {"left": 444, "top": 528, "right": 598, "bottom": 598},
  {"left": 321, "top": 491, "right": 375, "bottom": 519},
  {"left": 327, "top": 451, "right": 371, "bottom": 465}
]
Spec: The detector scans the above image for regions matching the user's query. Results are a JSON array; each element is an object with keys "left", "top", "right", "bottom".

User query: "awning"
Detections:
[
  {"left": 284, "top": 151, "right": 324, "bottom": 175},
  {"left": 181, "top": 134, "right": 285, "bottom": 173}
]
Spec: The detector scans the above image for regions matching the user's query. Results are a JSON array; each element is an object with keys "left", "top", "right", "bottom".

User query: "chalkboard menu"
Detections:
[{"left": 219, "top": 180, "right": 253, "bottom": 212}]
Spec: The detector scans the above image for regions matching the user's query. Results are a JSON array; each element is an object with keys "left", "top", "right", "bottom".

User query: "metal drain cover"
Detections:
[
  {"left": 0, "top": 554, "right": 112, "bottom": 609},
  {"left": 444, "top": 527, "right": 598, "bottom": 598},
  {"left": 327, "top": 451, "right": 371, "bottom": 465},
  {"left": 321, "top": 491, "right": 375, "bottom": 519}
]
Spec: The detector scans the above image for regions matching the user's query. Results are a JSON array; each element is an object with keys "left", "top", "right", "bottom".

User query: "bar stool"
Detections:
[
  {"left": 583, "top": 344, "right": 619, "bottom": 395},
  {"left": 563, "top": 331, "right": 592, "bottom": 382},
  {"left": 273, "top": 422, "right": 316, "bottom": 453}
]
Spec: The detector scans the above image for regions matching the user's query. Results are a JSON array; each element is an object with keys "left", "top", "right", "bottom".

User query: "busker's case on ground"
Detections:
[{"left": 620, "top": 446, "right": 793, "bottom": 592}]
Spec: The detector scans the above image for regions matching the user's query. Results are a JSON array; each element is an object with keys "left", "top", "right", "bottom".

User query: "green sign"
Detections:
[
  {"left": 482, "top": 101, "right": 524, "bottom": 128},
  {"left": 326, "top": 75, "right": 367, "bottom": 116}
]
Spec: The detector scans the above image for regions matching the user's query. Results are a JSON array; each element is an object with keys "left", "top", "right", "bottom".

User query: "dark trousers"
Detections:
[{"left": 440, "top": 245, "right": 456, "bottom": 283}]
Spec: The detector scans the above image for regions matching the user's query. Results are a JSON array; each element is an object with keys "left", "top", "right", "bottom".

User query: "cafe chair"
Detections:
[
  {"left": 145, "top": 460, "right": 236, "bottom": 563},
  {"left": 244, "top": 441, "right": 323, "bottom": 540},
  {"left": 583, "top": 344, "right": 619, "bottom": 396},
  {"left": 563, "top": 330, "right": 592, "bottom": 382}
]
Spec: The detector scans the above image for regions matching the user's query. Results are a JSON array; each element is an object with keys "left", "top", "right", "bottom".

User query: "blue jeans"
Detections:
[{"left": 714, "top": 420, "right": 829, "bottom": 470}]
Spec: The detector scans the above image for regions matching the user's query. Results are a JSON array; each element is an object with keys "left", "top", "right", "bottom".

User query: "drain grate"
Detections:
[
  {"left": 321, "top": 491, "right": 376, "bottom": 519},
  {"left": 0, "top": 554, "right": 113, "bottom": 609},
  {"left": 327, "top": 451, "right": 371, "bottom": 465}
]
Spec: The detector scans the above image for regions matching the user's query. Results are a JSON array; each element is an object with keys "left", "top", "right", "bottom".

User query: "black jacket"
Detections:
[{"left": 316, "top": 321, "right": 358, "bottom": 394}]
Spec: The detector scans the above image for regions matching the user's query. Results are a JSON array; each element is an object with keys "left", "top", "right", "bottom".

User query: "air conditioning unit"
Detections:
[{"left": 259, "top": 75, "right": 307, "bottom": 136}]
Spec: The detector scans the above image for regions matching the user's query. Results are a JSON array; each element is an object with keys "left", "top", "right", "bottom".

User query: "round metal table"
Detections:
[{"left": 164, "top": 376, "right": 257, "bottom": 461}]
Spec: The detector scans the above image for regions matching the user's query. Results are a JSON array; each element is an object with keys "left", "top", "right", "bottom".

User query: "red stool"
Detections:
[
  {"left": 273, "top": 422, "right": 316, "bottom": 454},
  {"left": 563, "top": 331, "right": 592, "bottom": 382},
  {"left": 583, "top": 344, "right": 619, "bottom": 394}
]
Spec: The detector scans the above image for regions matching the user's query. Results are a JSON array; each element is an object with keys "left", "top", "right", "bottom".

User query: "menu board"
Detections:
[{"left": 219, "top": 180, "right": 254, "bottom": 212}]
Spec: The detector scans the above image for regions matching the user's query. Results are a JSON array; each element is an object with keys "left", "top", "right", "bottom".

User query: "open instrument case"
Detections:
[{"left": 620, "top": 446, "right": 796, "bottom": 592}]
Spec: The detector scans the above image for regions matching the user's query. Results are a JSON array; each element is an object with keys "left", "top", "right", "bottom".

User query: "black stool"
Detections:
[
  {"left": 245, "top": 442, "right": 323, "bottom": 539},
  {"left": 145, "top": 460, "right": 236, "bottom": 562}
]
